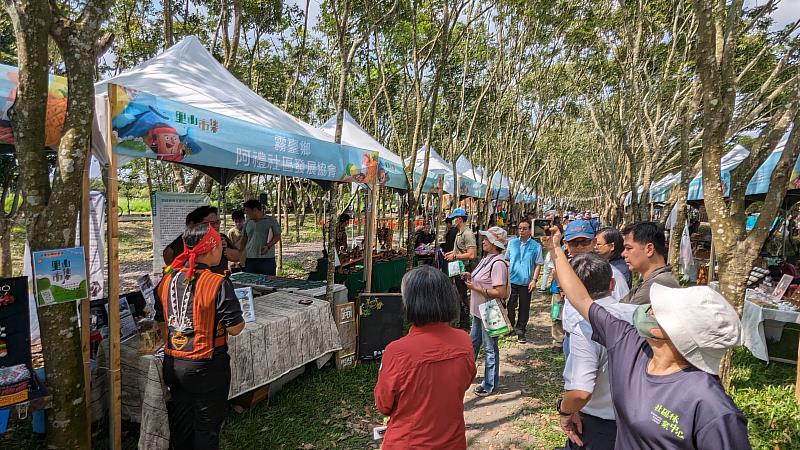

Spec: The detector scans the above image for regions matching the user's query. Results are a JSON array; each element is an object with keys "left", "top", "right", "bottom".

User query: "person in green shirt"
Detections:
[{"left": 238, "top": 199, "right": 281, "bottom": 275}]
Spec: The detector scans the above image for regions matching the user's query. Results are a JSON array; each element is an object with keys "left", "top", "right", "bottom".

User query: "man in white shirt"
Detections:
[
  {"left": 557, "top": 220, "right": 629, "bottom": 358},
  {"left": 556, "top": 253, "right": 636, "bottom": 450}
]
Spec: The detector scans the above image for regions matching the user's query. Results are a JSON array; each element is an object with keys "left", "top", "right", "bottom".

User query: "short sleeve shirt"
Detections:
[
  {"left": 469, "top": 254, "right": 508, "bottom": 317},
  {"left": 621, "top": 265, "right": 681, "bottom": 305},
  {"left": 454, "top": 228, "right": 477, "bottom": 256},
  {"left": 563, "top": 264, "right": 629, "bottom": 334},
  {"left": 243, "top": 215, "right": 281, "bottom": 259},
  {"left": 587, "top": 303, "right": 751, "bottom": 449}
]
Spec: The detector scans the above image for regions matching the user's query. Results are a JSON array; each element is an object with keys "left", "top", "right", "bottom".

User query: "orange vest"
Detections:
[{"left": 158, "top": 269, "right": 227, "bottom": 360}]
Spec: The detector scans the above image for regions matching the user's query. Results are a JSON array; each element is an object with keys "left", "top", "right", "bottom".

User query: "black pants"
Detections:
[
  {"left": 245, "top": 257, "right": 276, "bottom": 276},
  {"left": 565, "top": 413, "right": 616, "bottom": 450},
  {"left": 507, "top": 284, "right": 532, "bottom": 336},
  {"left": 164, "top": 351, "right": 231, "bottom": 450},
  {"left": 453, "top": 276, "right": 470, "bottom": 329}
]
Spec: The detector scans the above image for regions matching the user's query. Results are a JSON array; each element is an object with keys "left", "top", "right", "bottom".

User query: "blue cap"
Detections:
[
  {"left": 564, "top": 220, "right": 596, "bottom": 241},
  {"left": 447, "top": 207, "right": 467, "bottom": 219}
]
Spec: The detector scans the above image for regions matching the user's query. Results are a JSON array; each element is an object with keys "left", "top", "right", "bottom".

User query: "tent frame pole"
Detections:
[
  {"left": 79, "top": 151, "right": 92, "bottom": 442},
  {"left": 105, "top": 88, "right": 123, "bottom": 450}
]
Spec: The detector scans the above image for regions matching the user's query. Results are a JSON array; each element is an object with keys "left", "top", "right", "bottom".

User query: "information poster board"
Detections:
[
  {"left": 357, "top": 293, "right": 404, "bottom": 360},
  {"left": 151, "top": 192, "right": 210, "bottom": 273},
  {"left": 76, "top": 191, "right": 106, "bottom": 300},
  {"left": 107, "top": 296, "right": 138, "bottom": 342},
  {"left": 32, "top": 247, "right": 88, "bottom": 307}
]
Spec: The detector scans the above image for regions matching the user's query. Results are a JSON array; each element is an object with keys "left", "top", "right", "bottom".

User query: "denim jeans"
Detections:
[{"left": 470, "top": 316, "right": 500, "bottom": 393}]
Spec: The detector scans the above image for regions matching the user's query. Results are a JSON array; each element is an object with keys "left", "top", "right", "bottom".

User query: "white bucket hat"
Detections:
[
  {"left": 650, "top": 283, "right": 742, "bottom": 375},
  {"left": 479, "top": 226, "right": 508, "bottom": 249}
]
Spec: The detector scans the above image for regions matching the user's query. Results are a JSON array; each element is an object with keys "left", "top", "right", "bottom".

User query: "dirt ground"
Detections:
[{"left": 464, "top": 293, "right": 566, "bottom": 450}]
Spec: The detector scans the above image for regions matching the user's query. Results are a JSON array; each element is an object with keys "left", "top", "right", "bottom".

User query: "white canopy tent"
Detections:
[
  {"left": 319, "top": 110, "right": 407, "bottom": 191},
  {"left": 92, "top": 36, "right": 336, "bottom": 175}
]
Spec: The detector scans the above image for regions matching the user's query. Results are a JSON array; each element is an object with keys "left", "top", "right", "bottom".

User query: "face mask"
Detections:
[{"left": 633, "top": 304, "right": 662, "bottom": 339}]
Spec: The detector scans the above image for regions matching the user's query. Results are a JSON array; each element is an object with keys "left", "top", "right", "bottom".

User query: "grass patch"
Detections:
[
  {"left": 514, "top": 345, "right": 566, "bottom": 449},
  {"left": 220, "top": 362, "right": 382, "bottom": 450},
  {"left": 729, "top": 347, "right": 799, "bottom": 450}
]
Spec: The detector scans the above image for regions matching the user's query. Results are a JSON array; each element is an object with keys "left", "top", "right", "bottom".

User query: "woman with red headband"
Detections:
[{"left": 154, "top": 223, "right": 245, "bottom": 450}]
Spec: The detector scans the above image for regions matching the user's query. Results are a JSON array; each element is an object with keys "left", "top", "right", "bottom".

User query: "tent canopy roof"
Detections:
[
  {"left": 96, "top": 36, "right": 332, "bottom": 143},
  {"left": 319, "top": 110, "right": 402, "bottom": 166}
]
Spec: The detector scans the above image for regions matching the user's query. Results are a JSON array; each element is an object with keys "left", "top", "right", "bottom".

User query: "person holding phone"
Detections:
[
  {"left": 462, "top": 226, "right": 509, "bottom": 397},
  {"left": 544, "top": 227, "right": 751, "bottom": 449}
]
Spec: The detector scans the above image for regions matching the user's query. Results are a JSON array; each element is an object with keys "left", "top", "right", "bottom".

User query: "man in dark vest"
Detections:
[{"left": 155, "top": 223, "right": 245, "bottom": 450}]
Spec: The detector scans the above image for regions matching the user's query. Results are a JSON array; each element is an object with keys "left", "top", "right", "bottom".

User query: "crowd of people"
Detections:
[
  {"left": 376, "top": 209, "right": 752, "bottom": 450},
  {"left": 154, "top": 201, "right": 751, "bottom": 449}
]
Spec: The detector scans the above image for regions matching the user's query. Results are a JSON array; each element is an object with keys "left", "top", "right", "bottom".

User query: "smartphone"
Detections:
[
  {"left": 533, "top": 219, "right": 552, "bottom": 238},
  {"left": 461, "top": 273, "right": 472, "bottom": 282}
]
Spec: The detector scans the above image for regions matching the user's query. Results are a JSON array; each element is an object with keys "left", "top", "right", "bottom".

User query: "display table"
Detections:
[
  {"left": 741, "top": 291, "right": 800, "bottom": 363},
  {"left": 230, "top": 272, "right": 348, "bottom": 306},
  {"left": 91, "top": 291, "right": 342, "bottom": 449},
  {"left": 310, "top": 257, "right": 407, "bottom": 299}
]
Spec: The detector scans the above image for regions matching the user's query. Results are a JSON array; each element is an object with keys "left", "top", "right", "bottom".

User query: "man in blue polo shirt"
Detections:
[{"left": 505, "top": 217, "right": 543, "bottom": 343}]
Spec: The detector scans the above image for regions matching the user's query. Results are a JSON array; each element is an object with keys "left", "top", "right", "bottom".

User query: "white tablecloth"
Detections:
[{"left": 741, "top": 293, "right": 800, "bottom": 362}]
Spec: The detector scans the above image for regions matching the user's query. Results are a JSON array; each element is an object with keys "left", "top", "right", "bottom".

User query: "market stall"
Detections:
[
  {"left": 741, "top": 290, "right": 800, "bottom": 363},
  {"left": 91, "top": 291, "right": 341, "bottom": 449},
  {"left": 86, "top": 36, "right": 377, "bottom": 447}
]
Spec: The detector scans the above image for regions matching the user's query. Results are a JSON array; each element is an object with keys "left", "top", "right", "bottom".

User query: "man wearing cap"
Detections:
[
  {"left": 445, "top": 207, "right": 477, "bottom": 330},
  {"left": 558, "top": 220, "right": 629, "bottom": 358},
  {"left": 546, "top": 228, "right": 751, "bottom": 449},
  {"left": 505, "top": 217, "right": 543, "bottom": 343},
  {"left": 619, "top": 222, "right": 680, "bottom": 305},
  {"left": 558, "top": 253, "right": 636, "bottom": 450}
]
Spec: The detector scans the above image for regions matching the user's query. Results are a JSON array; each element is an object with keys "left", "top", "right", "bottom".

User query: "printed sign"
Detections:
[
  {"left": 151, "top": 191, "right": 210, "bottom": 273},
  {"left": 108, "top": 84, "right": 377, "bottom": 184},
  {"left": 234, "top": 287, "right": 256, "bottom": 323},
  {"left": 108, "top": 296, "right": 138, "bottom": 342},
  {"left": 32, "top": 247, "right": 88, "bottom": 307},
  {"left": 771, "top": 274, "right": 793, "bottom": 300},
  {"left": 137, "top": 274, "right": 158, "bottom": 319}
]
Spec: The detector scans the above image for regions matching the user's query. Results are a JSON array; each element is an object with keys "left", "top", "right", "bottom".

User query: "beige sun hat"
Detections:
[
  {"left": 479, "top": 226, "right": 508, "bottom": 249},
  {"left": 649, "top": 283, "right": 742, "bottom": 375}
]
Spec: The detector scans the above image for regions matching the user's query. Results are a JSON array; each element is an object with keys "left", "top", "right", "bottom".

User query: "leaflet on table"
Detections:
[
  {"left": 31, "top": 247, "right": 88, "bottom": 307},
  {"left": 234, "top": 287, "right": 256, "bottom": 323},
  {"left": 106, "top": 296, "right": 138, "bottom": 342},
  {"left": 108, "top": 84, "right": 378, "bottom": 184}
]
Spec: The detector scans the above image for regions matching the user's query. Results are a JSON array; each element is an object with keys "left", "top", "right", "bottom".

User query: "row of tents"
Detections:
[
  {"left": 0, "top": 36, "right": 535, "bottom": 205},
  {"left": 626, "top": 139, "right": 800, "bottom": 207}
]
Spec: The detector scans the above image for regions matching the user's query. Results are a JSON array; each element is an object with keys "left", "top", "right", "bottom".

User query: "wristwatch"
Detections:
[{"left": 555, "top": 398, "right": 571, "bottom": 416}]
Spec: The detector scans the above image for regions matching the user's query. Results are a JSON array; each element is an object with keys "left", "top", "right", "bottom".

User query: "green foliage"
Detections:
[{"left": 729, "top": 348, "right": 800, "bottom": 450}]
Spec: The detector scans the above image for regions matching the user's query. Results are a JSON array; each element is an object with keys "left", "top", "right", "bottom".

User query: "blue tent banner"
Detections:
[{"left": 109, "top": 84, "right": 376, "bottom": 183}]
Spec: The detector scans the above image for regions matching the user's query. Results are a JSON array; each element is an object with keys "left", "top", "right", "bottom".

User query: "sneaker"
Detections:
[
  {"left": 517, "top": 335, "right": 527, "bottom": 344},
  {"left": 474, "top": 386, "right": 492, "bottom": 397}
]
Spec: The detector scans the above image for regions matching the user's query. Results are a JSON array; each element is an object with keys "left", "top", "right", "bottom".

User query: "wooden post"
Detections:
[
  {"left": 105, "top": 87, "right": 122, "bottom": 450},
  {"left": 364, "top": 181, "right": 379, "bottom": 293},
  {"left": 79, "top": 152, "right": 92, "bottom": 442}
]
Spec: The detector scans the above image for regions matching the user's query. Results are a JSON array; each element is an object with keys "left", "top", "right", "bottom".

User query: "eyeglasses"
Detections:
[
  {"left": 596, "top": 242, "right": 611, "bottom": 247},
  {"left": 568, "top": 238, "right": 593, "bottom": 247}
]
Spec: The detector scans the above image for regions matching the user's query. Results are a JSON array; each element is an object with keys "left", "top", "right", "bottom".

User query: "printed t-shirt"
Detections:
[
  {"left": 587, "top": 302, "right": 751, "bottom": 449},
  {"left": 469, "top": 254, "right": 508, "bottom": 318}
]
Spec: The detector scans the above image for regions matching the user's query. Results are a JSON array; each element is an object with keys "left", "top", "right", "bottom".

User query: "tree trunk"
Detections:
[
  {"left": 0, "top": 218, "right": 11, "bottom": 277},
  {"left": 163, "top": 0, "right": 173, "bottom": 48}
]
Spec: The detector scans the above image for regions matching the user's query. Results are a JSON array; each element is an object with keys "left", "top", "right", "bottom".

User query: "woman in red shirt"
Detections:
[{"left": 374, "top": 265, "right": 476, "bottom": 449}]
